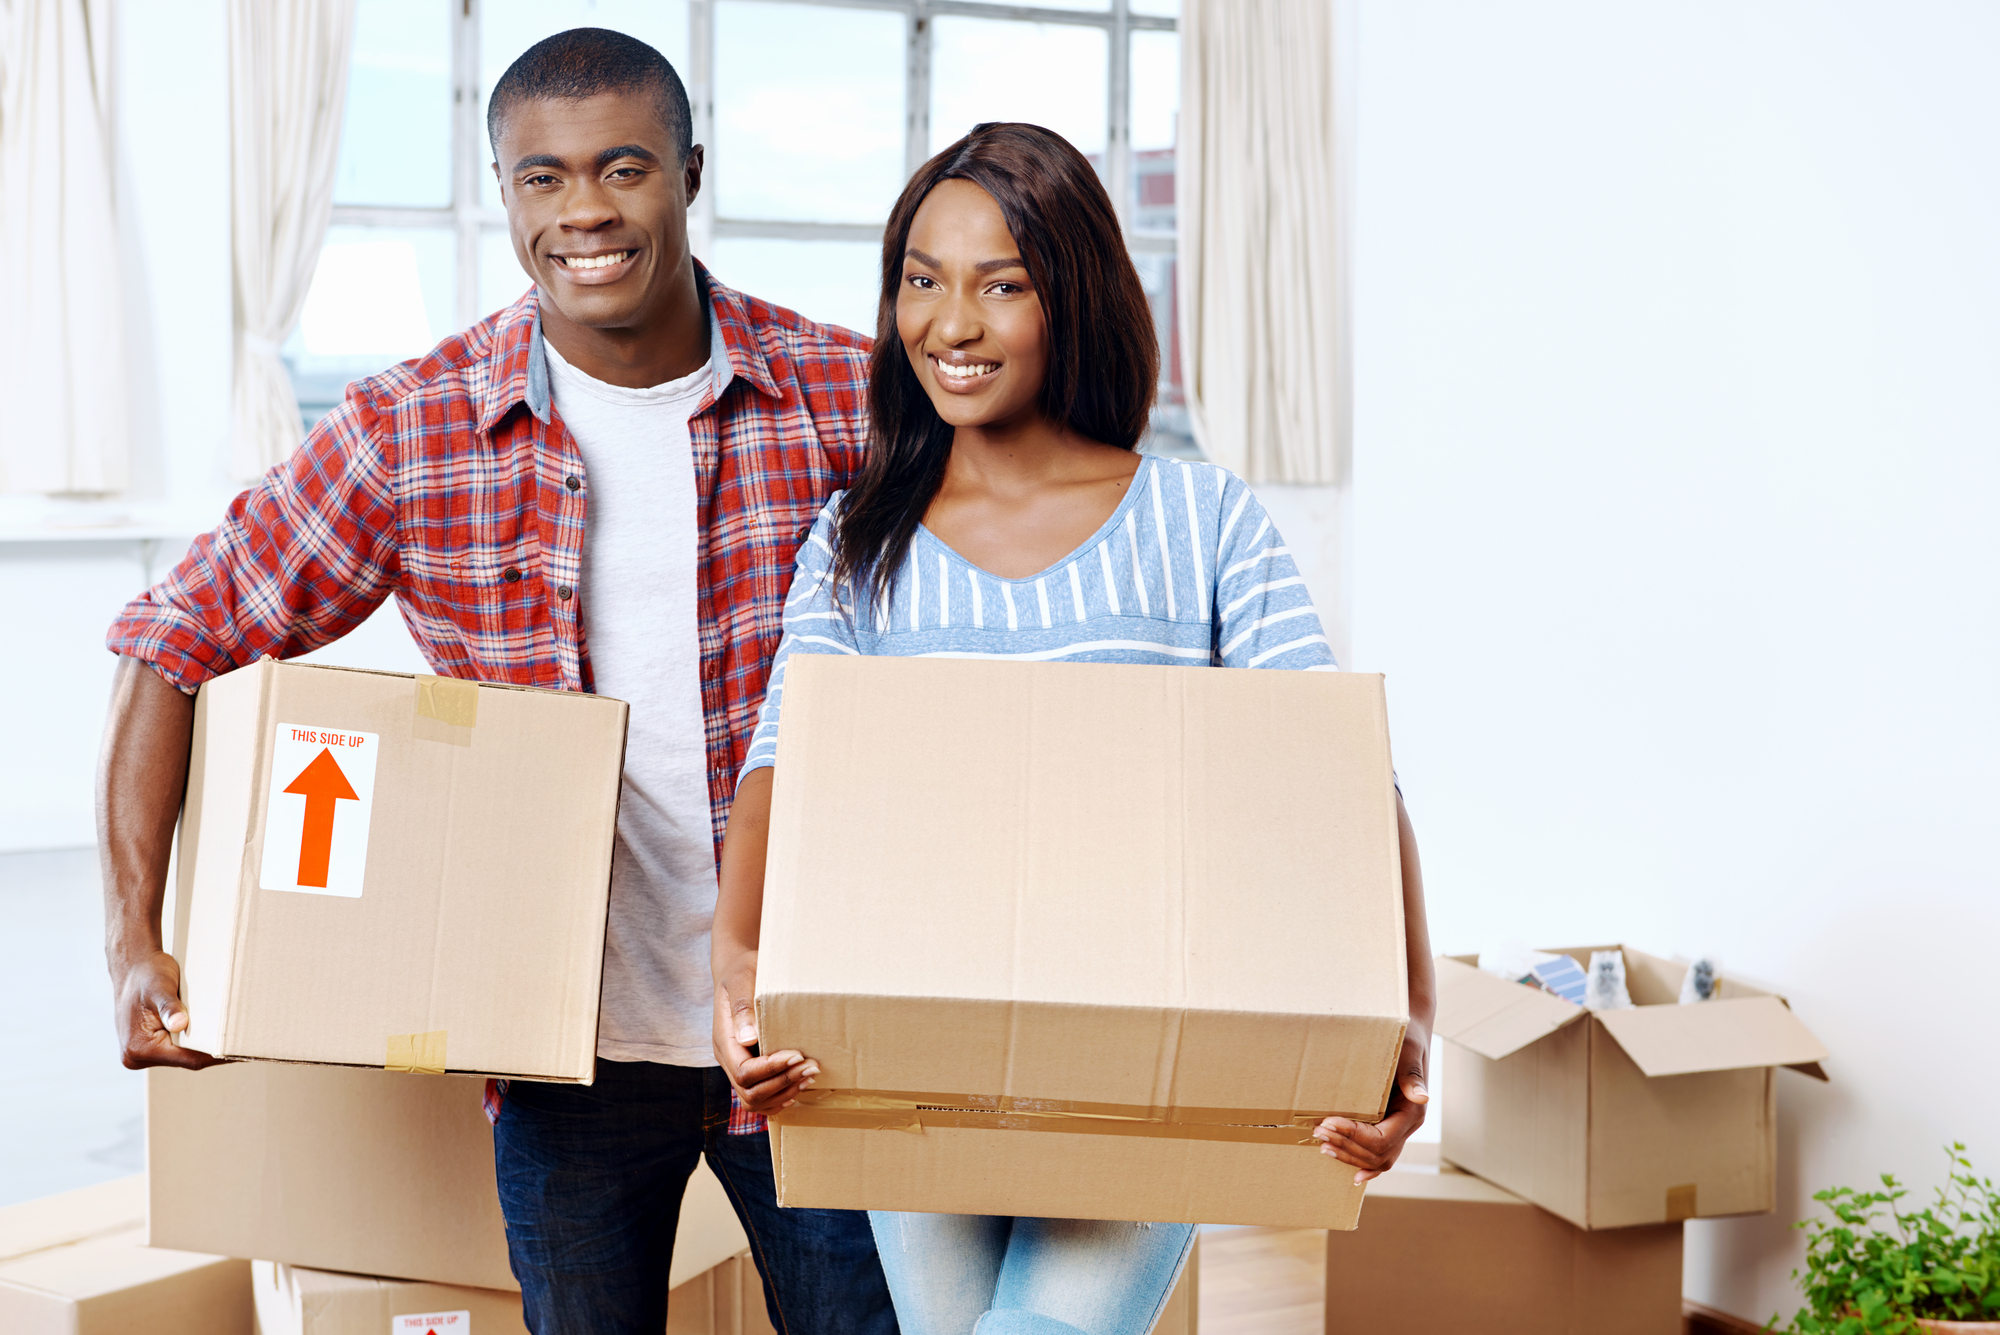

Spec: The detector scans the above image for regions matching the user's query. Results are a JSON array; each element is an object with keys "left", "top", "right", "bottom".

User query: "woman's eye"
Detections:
[
  {"left": 990, "top": 282, "right": 1024, "bottom": 295},
  {"left": 906, "top": 274, "right": 937, "bottom": 290}
]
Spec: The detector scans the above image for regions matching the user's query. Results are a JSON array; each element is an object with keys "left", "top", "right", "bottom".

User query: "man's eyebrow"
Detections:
[
  {"left": 903, "top": 247, "right": 1027, "bottom": 275},
  {"left": 510, "top": 153, "right": 564, "bottom": 175},
  {"left": 595, "top": 144, "right": 660, "bottom": 170}
]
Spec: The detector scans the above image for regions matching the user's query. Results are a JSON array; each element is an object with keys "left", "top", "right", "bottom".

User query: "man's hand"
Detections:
[
  {"left": 1313, "top": 1032, "right": 1429, "bottom": 1184},
  {"left": 112, "top": 950, "right": 222, "bottom": 1070},
  {"left": 711, "top": 957, "right": 815, "bottom": 1116}
]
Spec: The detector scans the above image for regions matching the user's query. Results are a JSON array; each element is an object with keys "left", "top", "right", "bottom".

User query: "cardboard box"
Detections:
[
  {"left": 0, "top": 1175, "right": 252, "bottom": 1335},
  {"left": 1324, "top": 1165, "right": 1682, "bottom": 1334},
  {"left": 757, "top": 656, "right": 1407, "bottom": 1229},
  {"left": 150, "top": 1062, "right": 748, "bottom": 1291},
  {"left": 170, "top": 658, "right": 626, "bottom": 1081},
  {"left": 1435, "top": 945, "right": 1829, "bottom": 1229},
  {"left": 254, "top": 1250, "right": 781, "bottom": 1335}
]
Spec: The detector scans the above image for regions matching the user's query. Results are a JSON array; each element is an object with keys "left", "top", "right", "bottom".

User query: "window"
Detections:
[{"left": 290, "top": 0, "right": 1186, "bottom": 452}]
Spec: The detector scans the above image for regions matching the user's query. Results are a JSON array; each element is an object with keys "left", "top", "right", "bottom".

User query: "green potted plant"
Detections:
[{"left": 1775, "top": 1144, "right": 2000, "bottom": 1333}]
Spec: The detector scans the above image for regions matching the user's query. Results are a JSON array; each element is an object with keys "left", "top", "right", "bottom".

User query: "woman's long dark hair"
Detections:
[{"left": 832, "top": 122, "right": 1161, "bottom": 608}]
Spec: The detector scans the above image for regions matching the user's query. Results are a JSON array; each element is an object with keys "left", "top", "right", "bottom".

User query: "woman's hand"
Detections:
[
  {"left": 711, "top": 955, "right": 818, "bottom": 1116},
  {"left": 1313, "top": 1031, "right": 1430, "bottom": 1184}
]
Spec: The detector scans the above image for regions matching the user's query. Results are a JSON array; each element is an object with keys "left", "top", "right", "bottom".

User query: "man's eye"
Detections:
[
  {"left": 609, "top": 167, "right": 641, "bottom": 180},
  {"left": 524, "top": 174, "right": 557, "bottom": 187}
]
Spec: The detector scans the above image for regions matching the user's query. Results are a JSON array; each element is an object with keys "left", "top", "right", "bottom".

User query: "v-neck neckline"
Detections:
[{"left": 912, "top": 456, "right": 1158, "bottom": 586}]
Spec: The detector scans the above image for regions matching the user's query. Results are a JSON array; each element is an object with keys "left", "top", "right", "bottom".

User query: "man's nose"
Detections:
[{"left": 558, "top": 178, "right": 620, "bottom": 231}]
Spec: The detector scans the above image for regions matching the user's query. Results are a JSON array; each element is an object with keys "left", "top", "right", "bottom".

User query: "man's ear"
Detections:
[{"left": 683, "top": 145, "right": 706, "bottom": 207}]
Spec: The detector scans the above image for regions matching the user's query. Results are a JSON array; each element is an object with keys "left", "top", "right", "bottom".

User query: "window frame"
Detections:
[{"left": 313, "top": 0, "right": 1179, "bottom": 406}]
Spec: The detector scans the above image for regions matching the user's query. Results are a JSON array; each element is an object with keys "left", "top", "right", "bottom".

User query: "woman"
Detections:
[{"left": 713, "top": 123, "right": 1434, "bottom": 1335}]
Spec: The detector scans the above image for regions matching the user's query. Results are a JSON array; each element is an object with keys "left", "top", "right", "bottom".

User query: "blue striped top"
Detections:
[{"left": 742, "top": 456, "right": 1337, "bottom": 775}]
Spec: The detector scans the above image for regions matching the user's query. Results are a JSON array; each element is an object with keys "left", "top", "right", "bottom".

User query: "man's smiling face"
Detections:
[{"left": 492, "top": 89, "right": 701, "bottom": 337}]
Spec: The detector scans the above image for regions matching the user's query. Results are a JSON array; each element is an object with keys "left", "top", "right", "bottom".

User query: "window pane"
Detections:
[
  {"left": 284, "top": 226, "right": 455, "bottom": 424},
  {"left": 1130, "top": 0, "right": 1180, "bottom": 16},
  {"left": 1130, "top": 29, "right": 1178, "bottom": 234},
  {"left": 714, "top": 4, "right": 906, "bottom": 224},
  {"left": 710, "top": 237, "right": 880, "bottom": 338},
  {"left": 480, "top": 228, "right": 534, "bottom": 321},
  {"left": 334, "top": 0, "right": 452, "bottom": 207},
  {"left": 931, "top": 18, "right": 1109, "bottom": 172},
  {"left": 479, "top": 0, "right": 692, "bottom": 209},
  {"left": 1132, "top": 252, "right": 1195, "bottom": 456}
]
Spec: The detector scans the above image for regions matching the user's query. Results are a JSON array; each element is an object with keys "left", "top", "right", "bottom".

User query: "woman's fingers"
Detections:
[{"left": 739, "top": 1056, "right": 819, "bottom": 1112}]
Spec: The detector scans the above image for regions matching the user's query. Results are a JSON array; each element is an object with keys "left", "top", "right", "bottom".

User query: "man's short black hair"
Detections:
[{"left": 487, "top": 27, "right": 692, "bottom": 161}]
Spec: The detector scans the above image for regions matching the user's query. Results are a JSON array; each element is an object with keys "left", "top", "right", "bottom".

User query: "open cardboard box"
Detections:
[
  {"left": 1435, "top": 944, "right": 1829, "bottom": 1229},
  {"left": 758, "top": 656, "right": 1407, "bottom": 1229},
  {"left": 169, "top": 659, "right": 626, "bottom": 1082},
  {"left": 149, "top": 1063, "right": 748, "bottom": 1293},
  {"left": 1326, "top": 1162, "right": 1683, "bottom": 1334},
  {"left": 0, "top": 1175, "right": 251, "bottom": 1335}
]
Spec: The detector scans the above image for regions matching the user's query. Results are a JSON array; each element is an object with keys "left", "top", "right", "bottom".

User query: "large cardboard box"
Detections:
[
  {"left": 1435, "top": 945, "right": 1829, "bottom": 1229},
  {"left": 0, "top": 1175, "right": 252, "bottom": 1335},
  {"left": 253, "top": 1250, "right": 780, "bottom": 1335},
  {"left": 171, "top": 659, "right": 626, "bottom": 1081},
  {"left": 1324, "top": 1166, "right": 1682, "bottom": 1334},
  {"left": 757, "top": 656, "right": 1407, "bottom": 1229},
  {"left": 150, "top": 1063, "right": 748, "bottom": 1291}
]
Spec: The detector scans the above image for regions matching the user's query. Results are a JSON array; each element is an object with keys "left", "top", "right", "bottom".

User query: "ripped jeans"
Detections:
[{"left": 867, "top": 1212, "right": 1195, "bottom": 1335}]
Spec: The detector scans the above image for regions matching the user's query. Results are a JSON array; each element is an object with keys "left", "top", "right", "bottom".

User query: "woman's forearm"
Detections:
[{"left": 713, "top": 766, "right": 775, "bottom": 982}]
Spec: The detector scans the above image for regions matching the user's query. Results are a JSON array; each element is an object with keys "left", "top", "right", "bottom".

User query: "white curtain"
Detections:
[
  {"left": 0, "top": 0, "right": 127, "bottom": 494},
  {"left": 229, "top": 0, "right": 354, "bottom": 480},
  {"left": 1178, "top": 0, "right": 1350, "bottom": 486}
]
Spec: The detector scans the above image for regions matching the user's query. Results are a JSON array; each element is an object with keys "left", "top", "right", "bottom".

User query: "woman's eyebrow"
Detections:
[{"left": 902, "top": 247, "right": 1027, "bottom": 275}]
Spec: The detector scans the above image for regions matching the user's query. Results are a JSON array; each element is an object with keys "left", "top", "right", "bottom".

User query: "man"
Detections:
[{"left": 100, "top": 28, "right": 894, "bottom": 1335}]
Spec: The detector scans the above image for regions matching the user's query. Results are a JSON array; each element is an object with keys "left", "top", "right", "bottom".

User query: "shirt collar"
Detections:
[{"left": 480, "top": 263, "right": 781, "bottom": 433}]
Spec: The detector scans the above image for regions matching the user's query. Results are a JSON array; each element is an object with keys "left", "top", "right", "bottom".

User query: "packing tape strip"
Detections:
[
  {"left": 415, "top": 676, "right": 479, "bottom": 728},
  {"left": 386, "top": 1030, "right": 448, "bottom": 1075},
  {"left": 1665, "top": 1182, "right": 1698, "bottom": 1222},
  {"left": 776, "top": 1089, "right": 1378, "bottom": 1146}
]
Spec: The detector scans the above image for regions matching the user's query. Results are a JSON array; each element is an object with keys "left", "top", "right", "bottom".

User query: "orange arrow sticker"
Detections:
[{"left": 260, "top": 725, "right": 380, "bottom": 897}]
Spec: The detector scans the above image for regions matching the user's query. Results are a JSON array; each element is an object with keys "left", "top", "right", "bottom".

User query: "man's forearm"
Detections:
[{"left": 97, "top": 657, "right": 195, "bottom": 971}]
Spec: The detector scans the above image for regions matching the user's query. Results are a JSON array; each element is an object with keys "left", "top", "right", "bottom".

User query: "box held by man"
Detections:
[{"left": 169, "top": 658, "right": 626, "bottom": 1082}]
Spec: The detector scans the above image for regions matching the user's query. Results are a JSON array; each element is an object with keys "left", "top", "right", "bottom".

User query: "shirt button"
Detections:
[
  {"left": 557, "top": 585, "right": 573, "bottom": 601},
  {"left": 503, "top": 567, "right": 521, "bottom": 583},
  {"left": 565, "top": 475, "right": 581, "bottom": 491}
]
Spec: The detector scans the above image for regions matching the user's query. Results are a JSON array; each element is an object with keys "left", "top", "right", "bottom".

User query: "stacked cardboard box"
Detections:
[
  {"left": 1434, "top": 945, "right": 1828, "bottom": 1228},
  {"left": 149, "top": 1061, "right": 750, "bottom": 1288},
  {"left": 0, "top": 1174, "right": 252, "bottom": 1334},
  {"left": 757, "top": 656, "right": 1408, "bottom": 1230},
  {"left": 1327, "top": 1160, "right": 1681, "bottom": 1335},
  {"left": 1333, "top": 946, "right": 1830, "bottom": 1330}
]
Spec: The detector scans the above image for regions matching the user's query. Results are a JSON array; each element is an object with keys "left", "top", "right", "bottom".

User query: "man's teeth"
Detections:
[
  {"left": 563, "top": 252, "right": 631, "bottom": 270},
  {"left": 936, "top": 359, "right": 997, "bottom": 379}
]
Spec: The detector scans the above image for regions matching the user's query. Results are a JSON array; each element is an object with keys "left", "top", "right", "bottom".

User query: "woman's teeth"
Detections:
[
  {"left": 562, "top": 252, "right": 631, "bottom": 270},
  {"left": 936, "top": 360, "right": 997, "bottom": 379}
]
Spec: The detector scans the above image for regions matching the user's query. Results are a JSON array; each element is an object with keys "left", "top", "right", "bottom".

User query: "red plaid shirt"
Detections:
[{"left": 108, "top": 270, "right": 866, "bottom": 1135}]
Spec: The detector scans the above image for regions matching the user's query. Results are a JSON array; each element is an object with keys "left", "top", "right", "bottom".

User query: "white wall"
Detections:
[
  {"left": 0, "top": 0, "right": 424, "bottom": 852},
  {"left": 1351, "top": 0, "right": 2000, "bottom": 1319}
]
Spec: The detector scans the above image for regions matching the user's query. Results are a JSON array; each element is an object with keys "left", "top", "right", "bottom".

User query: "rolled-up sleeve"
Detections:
[{"left": 105, "top": 388, "right": 403, "bottom": 693}]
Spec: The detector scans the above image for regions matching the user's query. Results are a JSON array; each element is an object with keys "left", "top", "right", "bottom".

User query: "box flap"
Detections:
[
  {"left": 1433, "top": 956, "right": 1586, "bottom": 1060},
  {"left": 1593, "top": 995, "right": 1829, "bottom": 1076}
]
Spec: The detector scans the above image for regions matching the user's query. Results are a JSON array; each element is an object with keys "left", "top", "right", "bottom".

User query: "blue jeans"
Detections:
[
  {"left": 494, "top": 1059, "right": 897, "bottom": 1335},
  {"left": 867, "top": 1213, "right": 1195, "bottom": 1335}
]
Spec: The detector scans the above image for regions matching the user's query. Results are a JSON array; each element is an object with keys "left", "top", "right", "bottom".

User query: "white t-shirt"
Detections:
[{"left": 544, "top": 336, "right": 718, "bottom": 1065}]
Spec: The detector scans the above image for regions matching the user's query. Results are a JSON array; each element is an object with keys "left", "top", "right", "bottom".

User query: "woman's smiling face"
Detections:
[{"left": 896, "top": 179, "right": 1050, "bottom": 432}]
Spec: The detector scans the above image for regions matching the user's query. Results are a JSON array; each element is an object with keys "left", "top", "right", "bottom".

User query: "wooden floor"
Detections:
[{"left": 1196, "top": 1227, "right": 1325, "bottom": 1335}]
